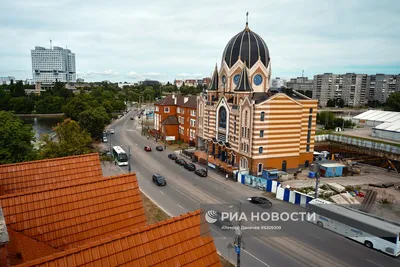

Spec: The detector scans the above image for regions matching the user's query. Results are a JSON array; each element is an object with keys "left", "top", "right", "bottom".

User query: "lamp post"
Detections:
[
  {"left": 235, "top": 202, "right": 243, "bottom": 267},
  {"left": 128, "top": 145, "right": 131, "bottom": 173},
  {"left": 205, "top": 140, "right": 210, "bottom": 176},
  {"left": 163, "top": 126, "right": 167, "bottom": 149},
  {"left": 314, "top": 162, "right": 320, "bottom": 199}
]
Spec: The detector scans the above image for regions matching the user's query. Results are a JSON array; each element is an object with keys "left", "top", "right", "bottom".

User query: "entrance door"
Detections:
[
  {"left": 282, "top": 160, "right": 287, "bottom": 172},
  {"left": 221, "top": 151, "right": 226, "bottom": 162},
  {"left": 305, "top": 160, "right": 310, "bottom": 168}
]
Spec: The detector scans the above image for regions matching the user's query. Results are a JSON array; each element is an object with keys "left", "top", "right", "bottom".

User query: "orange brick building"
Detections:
[{"left": 154, "top": 94, "right": 197, "bottom": 145}]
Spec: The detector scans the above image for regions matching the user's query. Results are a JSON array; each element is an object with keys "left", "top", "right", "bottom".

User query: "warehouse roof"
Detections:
[
  {"left": 354, "top": 110, "right": 400, "bottom": 124},
  {"left": 373, "top": 121, "right": 400, "bottom": 133}
]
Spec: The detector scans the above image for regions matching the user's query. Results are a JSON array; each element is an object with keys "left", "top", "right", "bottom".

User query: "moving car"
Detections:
[
  {"left": 109, "top": 129, "right": 115, "bottom": 134},
  {"left": 214, "top": 211, "right": 234, "bottom": 230},
  {"left": 168, "top": 154, "right": 177, "bottom": 160},
  {"left": 247, "top": 197, "right": 272, "bottom": 208},
  {"left": 144, "top": 146, "right": 152, "bottom": 152},
  {"left": 194, "top": 169, "right": 207, "bottom": 177},
  {"left": 102, "top": 136, "right": 108, "bottom": 143},
  {"left": 152, "top": 174, "right": 167, "bottom": 186},
  {"left": 156, "top": 146, "right": 164, "bottom": 151},
  {"left": 184, "top": 163, "right": 196, "bottom": 171},
  {"left": 175, "top": 159, "right": 186, "bottom": 166}
]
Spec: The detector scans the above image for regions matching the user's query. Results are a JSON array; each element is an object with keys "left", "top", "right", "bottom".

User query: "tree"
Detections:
[
  {"left": 305, "top": 90, "right": 313, "bottom": 98},
  {"left": 112, "top": 99, "right": 126, "bottom": 112},
  {"left": 102, "top": 100, "right": 113, "bottom": 114},
  {"left": 386, "top": 92, "right": 400, "bottom": 112},
  {"left": 78, "top": 107, "right": 110, "bottom": 139},
  {"left": 336, "top": 98, "right": 345, "bottom": 108},
  {"left": 8, "top": 97, "right": 35, "bottom": 114},
  {"left": 326, "top": 99, "right": 335, "bottom": 107},
  {"left": 0, "top": 111, "right": 37, "bottom": 164},
  {"left": 62, "top": 97, "right": 90, "bottom": 120},
  {"left": 10, "top": 81, "right": 26, "bottom": 97},
  {"left": 0, "top": 88, "right": 10, "bottom": 110},
  {"left": 317, "top": 111, "right": 335, "bottom": 127},
  {"left": 35, "top": 96, "right": 64, "bottom": 114},
  {"left": 39, "top": 119, "right": 93, "bottom": 158}
]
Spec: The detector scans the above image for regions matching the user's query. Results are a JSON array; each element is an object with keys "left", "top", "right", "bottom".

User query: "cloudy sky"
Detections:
[{"left": 1, "top": 0, "right": 399, "bottom": 82}]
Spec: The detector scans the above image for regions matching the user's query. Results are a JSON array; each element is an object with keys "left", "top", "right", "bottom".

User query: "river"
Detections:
[{"left": 21, "top": 116, "right": 63, "bottom": 141}]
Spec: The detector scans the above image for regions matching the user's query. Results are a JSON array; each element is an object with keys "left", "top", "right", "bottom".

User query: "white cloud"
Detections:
[
  {"left": 126, "top": 71, "right": 141, "bottom": 79},
  {"left": 86, "top": 70, "right": 119, "bottom": 77}
]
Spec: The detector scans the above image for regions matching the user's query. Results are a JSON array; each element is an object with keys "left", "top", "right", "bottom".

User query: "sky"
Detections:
[{"left": 1, "top": 0, "right": 400, "bottom": 83}]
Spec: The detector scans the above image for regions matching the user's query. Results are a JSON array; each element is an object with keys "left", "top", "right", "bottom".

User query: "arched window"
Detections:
[
  {"left": 258, "top": 163, "right": 263, "bottom": 174},
  {"left": 245, "top": 110, "right": 248, "bottom": 126},
  {"left": 309, "top": 108, "right": 313, "bottom": 114},
  {"left": 240, "top": 157, "right": 248, "bottom": 170},
  {"left": 259, "top": 147, "right": 263, "bottom": 154},
  {"left": 260, "top": 112, "right": 265, "bottom": 121},
  {"left": 218, "top": 107, "right": 227, "bottom": 129}
]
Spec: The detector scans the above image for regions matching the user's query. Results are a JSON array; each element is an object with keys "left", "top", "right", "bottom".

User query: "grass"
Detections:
[
  {"left": 140, "top": 192, "right": 233, "bottom": 266},
  {"left": 315, "top": 129, "right": 333, "bottom": 135}
]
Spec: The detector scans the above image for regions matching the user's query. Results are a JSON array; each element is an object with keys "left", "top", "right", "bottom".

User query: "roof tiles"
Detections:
[
  {"left": 16, "top": 210, "right": 221, "bottom": 267},
  {"left": 0, "top": 173, "right": 146, "bottom": 251},
  {"left": 0, "top": 153, "right": 103, "bottom": 195}
]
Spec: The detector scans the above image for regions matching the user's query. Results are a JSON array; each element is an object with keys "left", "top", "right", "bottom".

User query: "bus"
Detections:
[
  {"left": 112, "top": 146, "right": 129, "bottom": 166},
  {"left": 308, "top": 199, "right": 400, "bottom": 257}
]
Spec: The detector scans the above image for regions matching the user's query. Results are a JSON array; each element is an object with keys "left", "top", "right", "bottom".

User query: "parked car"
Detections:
[
  {"left": 144, "top": 146, "right": 152, "bottom": 152},
  {"left": 156, "top": 146, "right": 164, "bottom": 151},
  {"left": 109, "top": 129, "right": 115, "bottom": 134},
  {"left": 247, "top": 197, "right": 272, "bottom": 208},
  {"left": 130, "top": 117, "right": 134, "bottom": 120},
  {"left": 152, "top": 174, "right": 167, "bottom": 186},
  {"left": 168, "top": 154, "right": 177, "bottom": 160},
  {"left": 194, "top": 169, "right": 207, "bottom": 177},
  {"left": 175, "top": 159, "right": 186, "bottom": 166},
  {"left": 102, "top": 136, "right": 108, "bottom": 143},
  {"left": 184, "top": 163, "right": 196, "bottom": 171}
]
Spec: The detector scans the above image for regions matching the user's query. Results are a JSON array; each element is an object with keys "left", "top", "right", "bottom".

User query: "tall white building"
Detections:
[{"left": 31, "top": 45, "right": 76, "bottom": 83}]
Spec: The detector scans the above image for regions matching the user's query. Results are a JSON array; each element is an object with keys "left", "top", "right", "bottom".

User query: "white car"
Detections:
[
  {"left": 109, "top": 129, "right": 115, "bottom": 134},
  {"left": 103, "top": 137, "right": 108, "bottom": 143}
]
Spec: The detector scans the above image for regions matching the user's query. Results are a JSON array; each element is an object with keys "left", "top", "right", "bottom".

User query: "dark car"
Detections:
[
  {"left": 144, "top": 146, "right": 152, "bottom": 152},
  {"left": 168, "top": 154, "right": 177, "bottom": 160},
  {"left": 130, "top": 117, "right": 134, "bottom": 120},
  {"left": 152, "top": 174, "right": 167, "bottom": 186},
  {"left": 247, "top": 197, "right": 272, "bottom": 208},
  {"left": 175, "top": 159, "right": 186, "bottom": 166},
  {"left": 194, "top": 169, "right": 207, "bottom": 177},
  {"left": 156, "top": 146, "right": 163, "bottom": 151},
  {"left": 184, "top": 163, "right": 196, "bottom": 171}
]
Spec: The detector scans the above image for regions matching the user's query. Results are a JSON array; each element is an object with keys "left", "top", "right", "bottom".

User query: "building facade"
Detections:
[
  {"left": 0, "top": 76, "right": 15, "bottom": 85},
  {"left": 196, "top": 21, "right": 318, "bottom": 174},
  {"left": 314, "top": 73, "right": 399, "bottom": 107},
  {"left": 271, "top": 77, "right": 287, "bottom": 88},
  {"left": 286, "top": 77, "right": 314, "bottom": 92},
  {"left": 154, "top": 94, "right": 197, "bottom": 145},
  {"left": 31, "top": 46, "right": 76, "bottom": 83}
]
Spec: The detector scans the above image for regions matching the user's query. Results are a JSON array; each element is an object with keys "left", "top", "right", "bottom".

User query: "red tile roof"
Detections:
[
  {"left": 16, "top": 210, "right": 221, "bottom": 267},
  {"left": 6, "top": 228, "right": 60, "bottom": 265},
  {"left": 0, "top": 173, "right": 146, "bottom": 251},
  {"left": 0, "top": 153, "right": 103, "bottom": 195}
]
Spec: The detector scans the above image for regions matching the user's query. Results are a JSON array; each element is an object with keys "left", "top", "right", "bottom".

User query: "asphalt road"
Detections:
[{"left": 103, "top": 108, "right": 400, "bottom": 267}]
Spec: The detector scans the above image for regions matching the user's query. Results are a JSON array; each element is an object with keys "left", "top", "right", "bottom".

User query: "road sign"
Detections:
[{"left": 235, "top": 246, "right": 240, "bottom": 254}]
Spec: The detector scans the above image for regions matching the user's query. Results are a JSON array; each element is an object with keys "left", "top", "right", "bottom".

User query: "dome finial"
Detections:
[{"left": 245, "top": 12, "right": 249, "bottom": 30}]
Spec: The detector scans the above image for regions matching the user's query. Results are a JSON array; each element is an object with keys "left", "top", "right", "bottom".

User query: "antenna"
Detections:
[
  {"left": 50, "top": 39, "right": 52, "bottom": 49},
  {"left": 302, "top": 70, "right": 304, "bottom": 77},
  {"left": 246, "top": 12, "right": 249, "bottom": 27}
]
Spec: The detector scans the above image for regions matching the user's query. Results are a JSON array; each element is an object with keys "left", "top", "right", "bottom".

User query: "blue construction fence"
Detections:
[{"left": 234, "top": 171, "right": 314, "bottom": 208}]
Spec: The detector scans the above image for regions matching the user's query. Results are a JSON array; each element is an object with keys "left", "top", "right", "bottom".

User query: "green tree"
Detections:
[
  {"left": 62, "top": 97, "right": 90, "bottom": 120},
  {"left": 0, "top": 111, "right": 37, "bottom": 164},
  {"left": 326, "top": 99, "right": 335, "bottom": 107},
  {"left": 336, "top": 98, "right": 345, "bottom": 108},
  {"left": 78, "top": 107, "right": 110, "bottom": 139},
  {"left": 39, "top": 119, "right": 93, "bottom": 158},
  {"left": 8, "top": 97, "right": 35, "bottom": 114},
  {"left": 112, "top": 99, "right": 126, "bottom": 112},
  {"left": 0, "top": 88, "right": 10, "bottom": 110},
  {"left": 102, "top": 100, "right": 113, "bottom": 114},
  {"left": 305, "top": 90, "right": 313, "bottom": 98},
  {"left": 317, "top": 111, "right": 335, "bottom": 127},
  {"left": 386, "top": 92, "right": 400, "bottom": 112},
  {"left": 10, "top": 81, "right": 26, "bottom": 97},
  {"left": 35, "top": 96, "right": 64, "bottom": 114}
]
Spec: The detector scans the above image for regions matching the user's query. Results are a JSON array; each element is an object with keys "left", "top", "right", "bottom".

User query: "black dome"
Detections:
[{"left": 222, "top": 27, "right": 270, "bottom": 69}]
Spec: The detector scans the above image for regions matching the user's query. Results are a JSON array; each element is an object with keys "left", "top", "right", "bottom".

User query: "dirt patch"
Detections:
[{"left": 140, "top": 192, "right": 233, "bottom": 265}]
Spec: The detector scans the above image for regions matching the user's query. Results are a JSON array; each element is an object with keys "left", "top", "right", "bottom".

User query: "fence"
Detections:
[
  {"left": 315, "top": 134, "right": 400, "bottom": 155},
  {"left": 235, "top": 171, "right": 313, "bottom": 207}
]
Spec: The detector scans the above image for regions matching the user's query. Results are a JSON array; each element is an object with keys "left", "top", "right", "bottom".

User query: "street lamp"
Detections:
[{"left": 205, "top": 139, "right": 210, "bottom": 176}]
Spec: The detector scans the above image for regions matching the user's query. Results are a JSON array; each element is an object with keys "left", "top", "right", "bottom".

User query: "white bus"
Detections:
[
  {"left": 112, "top": 146, "right": 129, "bottom": 166},
  {"left": 308, "top": 199, "right": 400, "bottom": 257}
]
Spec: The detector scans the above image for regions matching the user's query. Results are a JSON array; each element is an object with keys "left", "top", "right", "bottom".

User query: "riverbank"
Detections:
[{"left": 16, "top": 113, "right": 64, "bottom": 117}]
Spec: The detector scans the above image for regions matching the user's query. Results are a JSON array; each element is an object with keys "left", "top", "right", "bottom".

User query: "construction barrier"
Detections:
[{"left": 275, "top": 185, "right": 314, "bottom": 208}]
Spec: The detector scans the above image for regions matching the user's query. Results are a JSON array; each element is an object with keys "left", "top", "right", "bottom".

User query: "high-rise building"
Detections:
[
  {"left": 313, "top": 73, "right": 339, "bottom": 106},
  {"left": 31, "top": 45, "right": 76, "bottom": 83},
  {"left": 367, "top": 74, "right": 398, "bottom": 104},
  {"left": 286, "top": 77, "right": 314, "bottom": 92},
  {"left": 271, "top": 77, "right": 286, "bottom": 88},
  {"left": 341, "top": 73, "right": 368, "bottom": 107}
]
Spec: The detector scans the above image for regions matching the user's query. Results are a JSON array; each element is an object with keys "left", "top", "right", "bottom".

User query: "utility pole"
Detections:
[
  {"left": 164, "top": 127, "right": 167, "bottom": 149},
  {"left": 235, "top": 202, "right": 242, "bottom": 267},
  {"left": 205, "top": 140, "right": 209, "bottom": 176},
  {"left": 109, "top": 131, "right": 112, "bottom": 152},
  {"left": 128, "top": 145, "right": 131, "bottom": 173},
  {"left": 314, "top": 163, "right": 320, "bottom": 199}
]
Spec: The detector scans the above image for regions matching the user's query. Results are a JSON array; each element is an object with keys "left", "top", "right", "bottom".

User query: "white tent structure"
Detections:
[{"left": 353, "top": 110, "right": 400, "bottom": 142}]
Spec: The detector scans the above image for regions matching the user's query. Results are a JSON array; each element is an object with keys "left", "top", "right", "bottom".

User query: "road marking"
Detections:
[
  {"left": 160, "top": 191, "right": 165, "bottom": 195},
  {"left": 177, "top": 204, "right": 184, "bottom": 209},
  {"left": 210, "top": 228, "right": 227, "bottom": 240},
  {"left": 126, "top": 129, "right": 136, "bottom": 132},
  {"left": 366, "top": 259, "right": 384, "bottom": 267},
  {"left": 236, "top": 198, "right": 243, "bottom": 202},
  {"left": 308, "top": 233, "right": 322, "bottom": 240},
  {"left": 147, "top": 181, "right": 150, "bottom": 183},
  {"left": 242, "top": 249, "right": 271, "bottom": 267}
]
